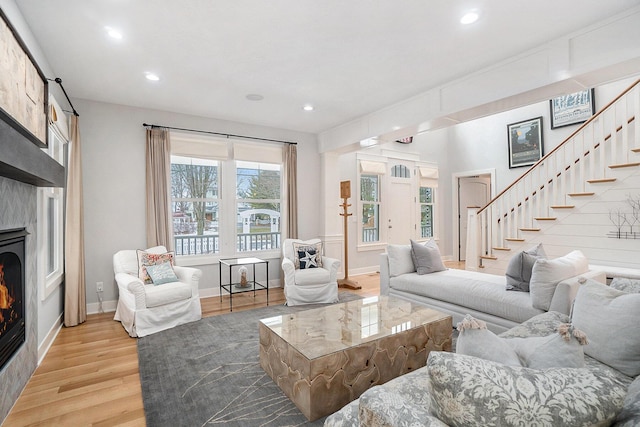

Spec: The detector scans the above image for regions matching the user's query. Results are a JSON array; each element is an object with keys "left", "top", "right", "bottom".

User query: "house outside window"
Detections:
[{"left": 170, "top": 134, "right": 283, "bottom": 258}]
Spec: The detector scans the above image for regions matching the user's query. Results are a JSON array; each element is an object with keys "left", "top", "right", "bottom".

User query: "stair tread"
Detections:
[
  {"left": 550, "top": 205, "right": 575, "bottom": 209},
  {"left": 534, "top": 217, "right": 557, "bottom": 220},
  {"left": 587, "top": 177, "right": 617, "bottom": 183},
  {"left": 609, "top": 162, "right": 640, "bottom": 169},
  {"left": 480, "top": 255, "right": 498, "bottom": 260},
  {"left": 505, "top": 238, "right": 525, "bottom": 241},
  {"left": 520, "top": 228, "right": 541, "bottom": 231},
  {"left": 632, "top": 148, "right": 640, "bottom": 153},
  {"left": 568, "top": 192, "right": 595, "bottom": 196},
  {"left": 492, "top": 247, "right": 511, "bottom": 251}
]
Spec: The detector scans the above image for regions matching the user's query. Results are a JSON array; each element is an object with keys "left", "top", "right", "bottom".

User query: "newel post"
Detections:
[{"left": 465, "top": 208, "right": 481, "bottom": 271}]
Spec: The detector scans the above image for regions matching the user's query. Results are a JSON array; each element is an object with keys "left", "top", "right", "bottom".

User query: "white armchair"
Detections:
[
  {"left": 282, "top": 238, "right": 340, "bottom": 306},
  {"left": 113, "top": 245, "right": 202, "bottom": 337}
]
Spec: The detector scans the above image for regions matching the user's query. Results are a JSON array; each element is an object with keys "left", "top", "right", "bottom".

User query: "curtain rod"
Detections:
[
  {"left": 142, "top": 123, "right": 297, "bottom": 145},
  {"left": 48, "top": 77, "right": 79, "bottom": 117}
]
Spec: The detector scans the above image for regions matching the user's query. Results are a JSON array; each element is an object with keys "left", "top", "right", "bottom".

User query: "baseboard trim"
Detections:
[
  {"left": 38, "top": 314, "right": 63, "bottom": 365},
  {"left": 86, "top": 299, "right": 118, "bottom": 315}
]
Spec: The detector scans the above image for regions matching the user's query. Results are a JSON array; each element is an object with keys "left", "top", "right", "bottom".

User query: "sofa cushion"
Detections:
[
  {"left": 389, "top": 269, "right": 544, "bottom": 324},
  {"left": 428, "top": 351, "right": 627, "bottom": 427},
  {"left": 144, "top": 281, "right": 192, "bottom": 308},
  {"left": 410, "top": 239, "right": 446, "bottom": 275},
  {"left": 387, "top": 244, "right": 415, "bottom": 277},
  {"left": 293, "top": 267, "right": 332, "bottom": 286},
  {"left": 530, "top": 250, "right": 589, "bottom": 310},
  {"left": 610, "top": 277, "right": 640, "bottom": 293},
  {"left": 616, "top": 376, "right": 640, "bottom": 427},
  {"left": 359, "top": 388, "right": 447, "bottom": 427},
  {"left": 571, "top": 280, "right": 640, "bottom": 377},
  {"left": 505, "top": 243, "right": 546, "bottom": 292},
  {"left": 456, "top": 314, "right": 587, "bottom": 369}
]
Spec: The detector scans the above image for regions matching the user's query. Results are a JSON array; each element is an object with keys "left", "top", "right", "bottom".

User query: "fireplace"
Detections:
[{"left": 0, "top": 229, "right": 26, "bottom": 371}]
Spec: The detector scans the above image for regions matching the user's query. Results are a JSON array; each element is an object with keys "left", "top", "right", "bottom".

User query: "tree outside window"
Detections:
[{"left": 419, "top": 187, "right": 434, "bottom": 238}]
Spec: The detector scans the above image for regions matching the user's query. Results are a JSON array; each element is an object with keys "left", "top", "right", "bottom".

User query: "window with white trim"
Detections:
[
  {"left": 170, "top": 134, "right": 283, "bottom": 258},
  {"left": 38, "top": 119, "right": 66, "bottom": 300},
  {"left": 358, "top": 160, "right": 386, "bottom": 244},
  {"left": 418, "top": 165, "right": 438, "bottom": 239}
]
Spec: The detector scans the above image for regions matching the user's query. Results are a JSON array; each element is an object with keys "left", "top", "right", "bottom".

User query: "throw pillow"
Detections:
[
  {"left": 145, "top": 261, "right": 179, "bottom": 285},
  {"left": 386, "top": 244, "right": 415, "bottom": 277},
  {"left": 428, "top": 352, "right": 627, "bottom": 427},
  {"left": 530, "top": 249, "right": 589, "bottom": 310},
  {"left": 137, "top": 249, "right": 175, "bottom": 284},
  {"left": 410, "top": 239, "right": 446, "bottom": 275},
  {"left": 455, "top": 315, "right": 521, "bottom": 366},
  {"left": 505, "top": 243, "right": 546, "bottom": 292},
  {"left": 297, "top": 248, "right": 319, "bottom": 269},
  {"left": 571, "top": 280, "right": 640, "bottom": 377},
  {"left": 292, "top": 242, "right": 323, "bottom": 269},
  {"left": 610, "top": 277, "right": 640, "bottom": 293}
]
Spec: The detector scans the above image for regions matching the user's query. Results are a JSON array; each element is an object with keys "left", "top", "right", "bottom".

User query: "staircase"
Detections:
[{"left": 466, "top": 79, "right": 640, "bottom": 275}]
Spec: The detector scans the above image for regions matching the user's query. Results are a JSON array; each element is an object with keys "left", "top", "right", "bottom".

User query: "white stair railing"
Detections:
[{"left": 467, "top": 79, "right": 640, "bottom": 270}]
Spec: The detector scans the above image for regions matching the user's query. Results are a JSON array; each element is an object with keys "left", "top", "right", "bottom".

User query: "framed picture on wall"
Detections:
[
  {"left": 507, "top": 117, "right": 543, "bottom": 169},
  {"left": 550, "top": 88, "right": 595, "bottom": 129}
]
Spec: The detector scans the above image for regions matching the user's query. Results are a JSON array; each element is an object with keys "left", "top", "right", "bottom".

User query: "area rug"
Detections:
[{"left": 138, "top": 292, "right": 362, "bottom": 427}]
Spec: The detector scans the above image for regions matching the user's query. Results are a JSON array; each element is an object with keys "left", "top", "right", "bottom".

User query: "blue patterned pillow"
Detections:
[
  {"left": 297, "top": 248, "right": 319, "bottom": 269},
  {"left": 145, "top": 262, "right": 178, "bottom": 285}
]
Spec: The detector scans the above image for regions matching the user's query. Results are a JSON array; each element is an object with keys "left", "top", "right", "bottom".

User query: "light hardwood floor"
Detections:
[{"left": 3, "top": 273, "right": 382, "bottom": 427}]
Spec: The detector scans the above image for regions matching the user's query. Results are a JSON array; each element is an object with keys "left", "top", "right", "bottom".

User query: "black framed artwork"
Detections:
[
  {"left": 550, "top": 89, "right": 595, "bottom": 129},
  {"left": 507, "top": 117, "right": 543, "bottom": 169}
]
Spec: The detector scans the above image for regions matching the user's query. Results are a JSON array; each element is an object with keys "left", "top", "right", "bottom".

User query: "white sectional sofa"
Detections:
[{"left": 380, "top": 250, "right": 605, "bottom": 333}]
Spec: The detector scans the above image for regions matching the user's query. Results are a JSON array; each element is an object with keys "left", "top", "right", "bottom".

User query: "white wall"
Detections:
[{"left": 74, "top": 99, "right": 320, "bottom": 308}]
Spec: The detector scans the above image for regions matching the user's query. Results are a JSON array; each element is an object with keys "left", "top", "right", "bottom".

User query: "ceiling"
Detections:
[{"left": 13, "top": 0, "right": 640, "bottom": 135}]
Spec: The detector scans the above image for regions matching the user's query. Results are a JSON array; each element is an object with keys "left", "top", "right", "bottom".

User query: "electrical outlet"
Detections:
[{"left": 96, "top": 281, "right": 104, "bottom": 292}]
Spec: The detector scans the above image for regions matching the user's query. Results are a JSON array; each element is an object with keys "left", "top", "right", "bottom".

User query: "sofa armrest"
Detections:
[
  {"left": 322, "top": 256, "right": 340, "bottom": 281},
  {"left": 115, "top": 272, "right": 147, "bottom": 309},
  {"left": 358, "top": 388, "right": 447, "bottom": 427},
  {"left": 548, "top": 269, "right": 606, "bottom": 315},
  {"left": 282, "top": 257, "right": 296, "bottom": 286},
  {"left": 173, "top": 265, "right": 202, "bottom": 298},
  {"left": 379, "top": 253, "right": 390, "bottom": 295}
]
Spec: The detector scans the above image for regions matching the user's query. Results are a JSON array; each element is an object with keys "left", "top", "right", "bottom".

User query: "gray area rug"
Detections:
[{"left": 138, "top": 292, "right": 362, "bottom": 427}]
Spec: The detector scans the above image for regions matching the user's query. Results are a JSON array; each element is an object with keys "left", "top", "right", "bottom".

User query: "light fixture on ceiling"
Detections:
[
  {"left": 145, "top": 72, "right": 160, "bottom": 81},
  {"left": 303, "top": 104, "right": 314, "bottom": 111},
  {"left": 246, "top": 94, "right": 264, "bottom": 101},
  {"left": 460, "top": 11, "right": 479, "bottom": 25},
  {"left": 105, "top": 26, "right": 123, "bottom": 40}
]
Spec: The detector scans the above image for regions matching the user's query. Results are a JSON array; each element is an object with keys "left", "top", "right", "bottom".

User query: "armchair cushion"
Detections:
[
  {"left": 294, "top": 267, "right": 332, "bottom": 286},
  {"left": 137, "top": 249, "right": 175, "bottom": 284},
  {"left": 144, "top": 281, "right": 193, "bottom": 308}
]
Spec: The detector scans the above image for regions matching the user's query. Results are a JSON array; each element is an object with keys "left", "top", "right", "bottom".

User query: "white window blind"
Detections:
[
  {"left": 360, "top": 160, "right": 386, "bottom": 175},
  {"left": 419, "top": 166, "right": 439, "bottom": 188}
]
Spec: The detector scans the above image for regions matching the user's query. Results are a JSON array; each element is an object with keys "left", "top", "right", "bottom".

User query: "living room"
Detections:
[{"left": 1, "top": 1, "right": 640, "bottom": 425}]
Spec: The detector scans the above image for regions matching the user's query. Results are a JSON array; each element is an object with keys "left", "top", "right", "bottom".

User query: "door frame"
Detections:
[{"left": 451, "top": 168, "right": 496, "bottom": 262}]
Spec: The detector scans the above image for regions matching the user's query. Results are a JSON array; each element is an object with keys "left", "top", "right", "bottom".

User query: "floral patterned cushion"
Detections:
[
  {"left": 615, "top": 376, "right": 640, "bottom": 426},
  {"left": 610, "top": 277, "right": 640, "bottom": 293},
  {"left": 428, "top": 351, "right": 627, "bottom": 427},
  {"left": 324, "top": 400, "right": 359, "bottom": 427},
  {"left": 359, "top": 387, "right": 447, "bottom": 427},
  {"left": 137, "top": 249, "right": 175, "bottom": 284}
]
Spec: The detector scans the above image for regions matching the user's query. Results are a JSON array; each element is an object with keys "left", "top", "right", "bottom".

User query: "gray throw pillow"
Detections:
[
  {"left": 456, "top": 315, "right": 521, "bottom": 366},
  {"left": 428, "top": 352, "right": 627, "bottom": 427},
  {"left": 610, "top": 277, "right": 640, "bottom": 293},
  {"left": 571, "top": 280, "right": 640, "bottom": 377},
  {"left": 505, "top": 328, "right": 587, "bottom": 369},
  {"left": 410, "top": 239, "right": 446, "bottom": 275},
  {"left": 505, "top": 243, "right": 545, "bottom": 292}
]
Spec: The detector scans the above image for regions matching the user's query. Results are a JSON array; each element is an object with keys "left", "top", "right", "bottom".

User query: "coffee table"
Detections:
[{"left": 258, "top": 295, "right": 452, "bottom": 421}]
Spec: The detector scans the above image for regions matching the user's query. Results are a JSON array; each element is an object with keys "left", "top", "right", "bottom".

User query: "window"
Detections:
[
  {"left": 360, "top": 174, "right": 380, "bottom": 242},
  {"left": 391, "top": 164, "right": 411, "bottom": 178},
  {"left": 419, "top": 186, "right": 434, "bottom": 238},
  {"left": 171, "top": 156, "right": 220, "bottom": 255},
  {"left": 38, "top": 123, "right": 66, "bottom": 300},
  {"left": 236, "top": 161, "right": 281, "bottom": 252},
  {"left": 170, "top": 135, "right": 283, "bottom": 258}
]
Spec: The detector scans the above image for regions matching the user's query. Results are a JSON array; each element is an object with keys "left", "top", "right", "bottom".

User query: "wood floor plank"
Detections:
[{"left": 2, "top": 272, "right": 388, "bottom": 426}]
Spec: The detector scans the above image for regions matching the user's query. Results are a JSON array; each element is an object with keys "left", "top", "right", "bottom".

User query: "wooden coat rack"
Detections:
[{"left": 338, "top": 181, "right": 361, "bottom": 290}]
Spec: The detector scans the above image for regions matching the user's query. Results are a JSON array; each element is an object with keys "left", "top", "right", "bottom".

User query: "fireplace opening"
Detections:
[{"left": 0, "top": 228, "right": 26, "bottom": 372}]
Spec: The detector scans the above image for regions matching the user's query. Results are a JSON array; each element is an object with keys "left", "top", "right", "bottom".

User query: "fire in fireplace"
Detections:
[{"left": 0, "top": 229, "right": 26, "bottom": 372}]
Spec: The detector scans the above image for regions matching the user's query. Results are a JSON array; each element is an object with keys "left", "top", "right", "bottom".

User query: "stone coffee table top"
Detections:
[{"left": 260, "top": 295, "right": 451, "bottom": 360}]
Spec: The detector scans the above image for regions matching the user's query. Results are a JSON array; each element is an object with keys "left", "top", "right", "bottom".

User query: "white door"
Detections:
[
  {"left": 387, "top": 162, "right": 414, "bottom": 244},
  {"left": 458, "top": 175, "right": 491, "bottom": 260}
]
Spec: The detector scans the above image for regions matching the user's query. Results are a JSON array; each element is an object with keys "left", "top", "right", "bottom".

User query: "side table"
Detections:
[{"left": 219, "top": 257, "right": 269, "bottom": 311}]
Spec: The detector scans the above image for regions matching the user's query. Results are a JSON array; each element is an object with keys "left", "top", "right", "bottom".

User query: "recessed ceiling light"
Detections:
[
  {"left": 303, "top": 105, "right": 314, "bottom": 111},
  {"left": 460, "top": 11, "right": 479, "bottom": 25},
  {"left": 145, "top": 73, "right": 160, "bottom": 81},
  {"left": 105, "top": 26, "right": 123, "bottom": 40},
  {"left": 246, "top": 94, "right": 264, "bottom": 101}
]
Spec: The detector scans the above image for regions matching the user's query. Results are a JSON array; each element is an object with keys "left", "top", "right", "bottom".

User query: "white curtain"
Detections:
[
  {"left": 64, "top": 115, "right": 86, "bottom": 327},
  {"left": 145, "top": 128, "right": 174, "bottom": 250}
]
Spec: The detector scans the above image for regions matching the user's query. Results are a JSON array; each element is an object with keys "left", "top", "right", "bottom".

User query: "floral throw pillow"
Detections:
[
  {"left": 428, "top": 351, "right": 627, "bottom": 427},
  {"left": 292, "top": 242, "right": 323, "bottom": 269},
  {"left": 137, "top": 250, "right": 175, "bottom": 284}
]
